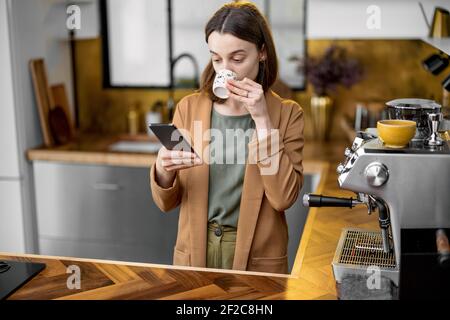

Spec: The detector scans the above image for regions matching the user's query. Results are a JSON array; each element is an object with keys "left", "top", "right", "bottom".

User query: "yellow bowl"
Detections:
[{"left": 377, "top": 120, "right": 416, "bottom": 148}]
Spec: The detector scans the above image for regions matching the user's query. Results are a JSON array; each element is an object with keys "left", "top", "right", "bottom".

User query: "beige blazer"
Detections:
[{"left": 150, "top": 90, "right": 304, "bottom": 274}]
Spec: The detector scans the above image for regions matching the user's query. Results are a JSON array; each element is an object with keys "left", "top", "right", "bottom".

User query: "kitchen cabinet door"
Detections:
[
  {"left": 33, "top": 161, "right": 179, "bottom": 264},
  {"left": 307, "top": 0, "right": 449, "bottom": 39},
  {"left": 0, "top": 0, "right": 20, "bottom": 178},
  {"left": 0, "top": 181, "right": 26, "bottom": 253}
]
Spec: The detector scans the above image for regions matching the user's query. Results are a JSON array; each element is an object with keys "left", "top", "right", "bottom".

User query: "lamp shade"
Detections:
[{"left": 429, "top": 7, "right": 450, "bottom": 38}]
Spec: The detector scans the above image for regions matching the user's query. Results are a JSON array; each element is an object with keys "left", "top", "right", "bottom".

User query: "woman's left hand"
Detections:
[{"left": 226, "top": 78, "right": 272, "bottom": 126}]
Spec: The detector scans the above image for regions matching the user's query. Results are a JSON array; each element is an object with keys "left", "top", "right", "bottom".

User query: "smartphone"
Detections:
[{"left": 149, "top": 123, "right": 198, "bottom": 156}]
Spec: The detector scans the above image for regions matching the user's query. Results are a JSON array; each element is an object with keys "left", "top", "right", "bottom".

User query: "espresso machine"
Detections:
[{"left": 303, "top": 99, "right": 450, "bottom": 299}]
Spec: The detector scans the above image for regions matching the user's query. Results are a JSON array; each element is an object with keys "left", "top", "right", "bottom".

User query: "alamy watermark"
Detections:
[
  {"left": 170, "top": 121, "right": 280, "bottom": 175},
  {"left": 66, "top": 265, "right": 81, "bottom": 290},
  {"left": 366, "top": 5, "right": 381, "bottom": 30},
  {"left": 66, "top": 5, "right": 81, "bottom": 30},
  {"left": 366, "top": 265, "right": 381, "bottom": 290}
]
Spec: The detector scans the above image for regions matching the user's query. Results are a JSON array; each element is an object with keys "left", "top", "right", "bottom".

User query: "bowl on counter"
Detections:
[{"left": 377, "top": 120, "right": 416, "bottom": 148}]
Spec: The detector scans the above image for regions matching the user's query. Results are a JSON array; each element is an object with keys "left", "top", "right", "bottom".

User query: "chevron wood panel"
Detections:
[{"left": 1, "top": 140, "right": 380, "bottom": 299}]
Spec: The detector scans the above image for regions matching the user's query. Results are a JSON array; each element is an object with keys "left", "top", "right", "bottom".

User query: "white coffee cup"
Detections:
[{"left": 213, "top": 69, "right": 237, "bottom": 99}]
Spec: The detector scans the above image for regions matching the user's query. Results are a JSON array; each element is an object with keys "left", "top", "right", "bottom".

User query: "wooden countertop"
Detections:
[
  {"left": 26, "top": 134, "right": 159, "bottom": 167},
  {"left": 3, "top": 138, "right": 380, "bottom": 299},
  {"left": 25, "top": 133, "right": 357, "bottom": 168}
]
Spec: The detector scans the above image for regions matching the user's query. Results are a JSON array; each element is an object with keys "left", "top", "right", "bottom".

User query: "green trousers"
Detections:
[{"left": 206, "top": 222, "right": 237, "bottom": 270}]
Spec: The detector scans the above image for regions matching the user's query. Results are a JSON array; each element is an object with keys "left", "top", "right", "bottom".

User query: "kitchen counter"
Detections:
[
  {"left": 27, "top": 134, "right": 159, "bottom": 167},
  {"left": 2, "top": 137, "right": 379, "bottom": 299},
  {"left": 25, "top": 133, "right": 362, "bottom": 168}
]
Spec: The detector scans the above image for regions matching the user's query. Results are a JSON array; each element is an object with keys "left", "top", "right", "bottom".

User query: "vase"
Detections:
[{"left": 310, "top": 95, "right": 333, "bottom": 141}]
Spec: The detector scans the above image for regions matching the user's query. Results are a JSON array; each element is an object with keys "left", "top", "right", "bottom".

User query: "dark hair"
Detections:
[{"left": 199, "top": 1, "right": 278, "bottom": 103}]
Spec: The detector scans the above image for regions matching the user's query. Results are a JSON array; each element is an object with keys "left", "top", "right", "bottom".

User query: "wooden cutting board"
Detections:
[
  {"left": 51, "top": 83, "right": 74, "bottom": 135},
  {"left": 29, "top": 59, "right": 54, "bottom": 147},
  {"left": 48, "top": 105, "right": 72, "bottom": 145},
  {"left": 30, "top": 60, "right": 75, "bottom": 146}
]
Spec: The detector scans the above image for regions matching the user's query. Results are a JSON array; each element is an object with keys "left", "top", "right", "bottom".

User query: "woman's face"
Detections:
[{"left": 207, "top": 31, "right": 266, "bottom": 81}]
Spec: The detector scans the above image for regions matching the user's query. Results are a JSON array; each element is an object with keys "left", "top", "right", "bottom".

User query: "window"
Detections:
[{"left": 101, "top": 0, "right": 306, "bottom": 90}]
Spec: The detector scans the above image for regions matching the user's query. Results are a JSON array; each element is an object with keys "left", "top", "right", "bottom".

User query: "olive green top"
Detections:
[{"left": 207, "top": 107, "right": 256, "bottom": 228}]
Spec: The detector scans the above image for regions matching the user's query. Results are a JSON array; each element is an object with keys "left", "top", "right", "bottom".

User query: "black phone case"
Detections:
[{"left": 149, "top": 124, "right": 197, "bottom": 155}]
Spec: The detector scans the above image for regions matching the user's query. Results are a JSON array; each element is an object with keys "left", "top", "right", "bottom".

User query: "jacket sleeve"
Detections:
[
  {"left": 149, "top": 101, "right": 185, "bottom": 213},
  {"left": 247, "top": 102, "right": 304, "bottom": 212}
]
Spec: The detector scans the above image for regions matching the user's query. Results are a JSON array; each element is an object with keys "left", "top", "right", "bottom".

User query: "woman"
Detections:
[{"left": 150, "top": 2, "right": 304, "bottom": 274}]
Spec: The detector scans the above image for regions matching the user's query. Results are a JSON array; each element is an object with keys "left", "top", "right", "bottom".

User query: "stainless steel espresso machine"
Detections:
[{"left": 303, "top": 99, "right": 450, "bottom": 299}]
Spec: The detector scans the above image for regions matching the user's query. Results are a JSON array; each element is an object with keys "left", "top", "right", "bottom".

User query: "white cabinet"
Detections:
[
  {"left": 0, "top": 0, "right": 20, "bottom": 178},
  {"left": 33, "top": 161, "right": 180, "bottom": 264},
  {"left": 422, "top": 37, "right": 450, "bottom": 55},
  {"left": 0, "top": 181, "right": 25, "bottom": 253},
  {"left": 307, "top": 0, "right": 450, "bottom": 39},
  {"left": 0, "top": 0, "right": 25, "bottom": 254},
  {"left": 0, "top": 0, "right": 78, "bottom": 254}
]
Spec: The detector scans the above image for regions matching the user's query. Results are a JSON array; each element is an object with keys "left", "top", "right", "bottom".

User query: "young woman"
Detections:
[{"left": 150, "top": 2, "right": 304, "bottom": 274}]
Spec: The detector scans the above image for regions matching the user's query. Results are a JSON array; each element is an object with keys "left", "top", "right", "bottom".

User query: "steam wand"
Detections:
[{"left": 303, "top": 193, "right": 392, "bottom": 253}]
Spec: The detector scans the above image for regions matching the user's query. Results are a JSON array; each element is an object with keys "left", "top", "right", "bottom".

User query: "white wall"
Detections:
[
  {"left": 307, "top": 0, "right": 450, "bottom": 39},
  {"left": 67, "top": 0, "right": 100, "bottom": 39}
]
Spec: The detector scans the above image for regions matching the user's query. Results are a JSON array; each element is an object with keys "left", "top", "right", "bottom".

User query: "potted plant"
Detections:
[{"left": 291, "top": 45, "right": 364, "bottom": 140}]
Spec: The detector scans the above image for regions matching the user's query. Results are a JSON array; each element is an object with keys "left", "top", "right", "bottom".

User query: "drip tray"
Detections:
[{"left": 332, "top": 228, "right": 399, "bottom": 287}]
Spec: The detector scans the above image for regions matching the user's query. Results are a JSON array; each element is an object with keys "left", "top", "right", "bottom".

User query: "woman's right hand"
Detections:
[{"left": 155, "top": 147, "right": 202, "bottom": 188}]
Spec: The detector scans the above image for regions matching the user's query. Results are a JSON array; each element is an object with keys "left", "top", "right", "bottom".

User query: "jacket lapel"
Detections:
[
  {"left": 187, "top": 92, "right": 211, "bottom": 268},
  {"left": 186, "top": 90, "right": 282, "bottom": 269},
  {"left": 232, "top": 90, "right": 282, "bottom": 270}
]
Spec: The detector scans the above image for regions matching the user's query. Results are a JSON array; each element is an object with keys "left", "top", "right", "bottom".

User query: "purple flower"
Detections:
[{"left": 290, "top": 45, "right": 364, "bottom": 96}]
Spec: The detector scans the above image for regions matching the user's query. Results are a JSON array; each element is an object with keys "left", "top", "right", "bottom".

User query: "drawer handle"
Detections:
[{"left": 92, "top": 183, "right": 122, "bottom": 191}]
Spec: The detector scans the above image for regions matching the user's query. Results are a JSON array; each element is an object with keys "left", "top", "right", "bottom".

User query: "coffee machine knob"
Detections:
[
  {"left": 336, "top": 163, "right": 345, "bottom": 175},
  {"left": 344, "top": 147, "right": 353, "bottom": 158},
  {"left": 364, "top": 162, "right": 389, "bottom": 187}
]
